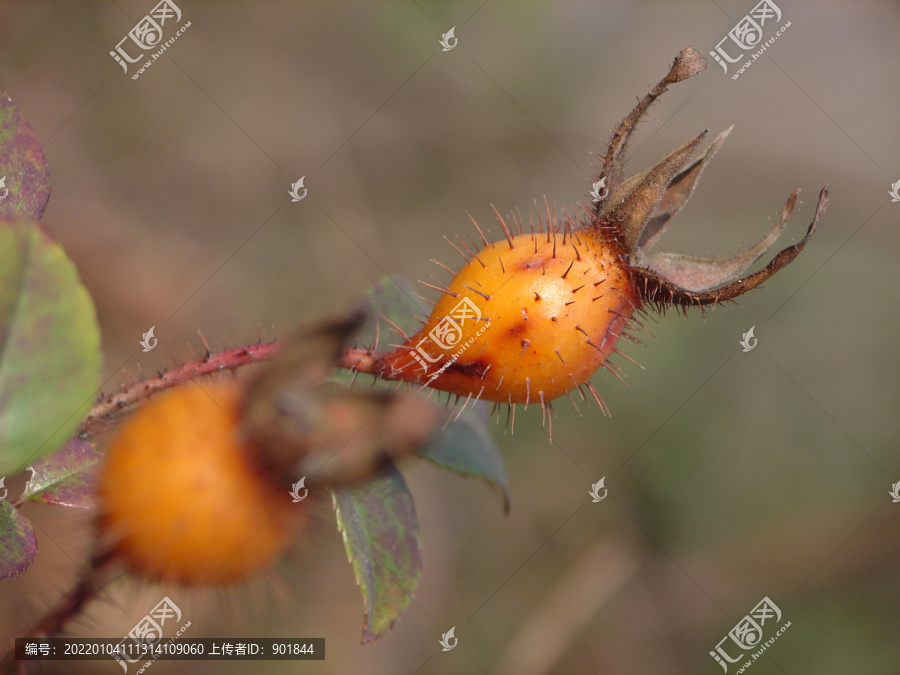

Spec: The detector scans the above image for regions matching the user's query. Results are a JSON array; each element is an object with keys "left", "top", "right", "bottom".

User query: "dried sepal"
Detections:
[
  {"left": 602, "top": 131, "right": 708, "bottom": 253},
  {"left": 241, "top": 310, "right": 440, "bottom": 487},
  {"left": 591, "top": 47, "right": 827, "bottom": 311},
  {"left": 243, "top": 311, "right": 366, "bottom": 409},
  {"left": 633, "top": 187, "right": 829, "bottom": 310},
  {"left": 241, "top": 312, "right": 366, "bottom": 471},
  {"left": 638, "top": 125, "right": 733, "bottom": 251},
  {"left": 643, "top": 186, "right": 795, "bottom": 292},
  {"left": 295, "top": 386, "right": 439, "bottom": 487},
  {"left": 595, "top": 45, "right": 707, "bottom": 207}
]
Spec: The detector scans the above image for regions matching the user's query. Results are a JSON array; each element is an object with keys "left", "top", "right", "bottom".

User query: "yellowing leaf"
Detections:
[
  {"left": 0, "top": 218, "right": 101, "bottom": 474},
  {"left": 333, "top": 463, "right": 422, "bottom": 643}
]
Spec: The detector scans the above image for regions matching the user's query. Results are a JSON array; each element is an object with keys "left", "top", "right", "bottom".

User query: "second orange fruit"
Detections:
[{"left": 98, "top": 381, "right": 303, "bottom": 585}]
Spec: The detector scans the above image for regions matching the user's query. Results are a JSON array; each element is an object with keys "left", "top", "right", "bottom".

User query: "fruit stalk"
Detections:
[
  {"left": 0, "top": 551, "right": 114, "bottom": 674},
  {"left": 81, "top": 341, "right": 283, "bottom": 436}
]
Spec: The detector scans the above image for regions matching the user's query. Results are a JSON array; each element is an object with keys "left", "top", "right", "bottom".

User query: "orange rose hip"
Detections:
[
  {"left": 352, "top": 47, "right": 828, "bottom": 417},
  {"left": 98, "top": 382, "right": 302, "bottom": 585},
  {"left": 376, "top": 223, "right": 638, "bottom": 407}
]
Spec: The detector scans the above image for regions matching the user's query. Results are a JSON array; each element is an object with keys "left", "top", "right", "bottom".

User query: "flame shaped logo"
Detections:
[
  {"left": 140, "top": 326, "right": 158, "bottom": 352},
  {"left": 289, "top": 177, "right": 307, "bottom": 202},
  {"left": 590, "top": 177, "right": 608, "bottom": 203},
  {"left": 290, "top": 476, "right": 308, "bottom": 503},
  {"left": 739, "top": 325, "right": 757, "bottom": 352},
  {"left": 890, "top": 180, "right": 900, "bottom": 203},
  {"left": 439, "top": 626, "right": 458, "bottom": 651},
  {"left": 890, "top": 481, "right": 900, "bottom": 503},
  {"left": 439, "top": 26, "right": 458, "bottom": 51},
  {"left": 0, "top": 176, "right": 8, "bottom": 202},
  {"left": 589, "top": 477, "right": 608, "bottom": 502}
]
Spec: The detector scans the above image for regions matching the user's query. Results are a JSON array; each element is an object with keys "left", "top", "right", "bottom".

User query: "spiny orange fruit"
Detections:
[
  {"left": 376, "top": 217, "right": 637, "bottom": 409},
  {"left": 356, "top": 47, "right": 828, "bottom": 414},
  {"left": 98, "top": 381, "right": 303, "bottom": 585}
]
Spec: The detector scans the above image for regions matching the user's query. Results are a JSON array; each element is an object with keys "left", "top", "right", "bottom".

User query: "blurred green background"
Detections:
[{"left": 1, "top": 1, "right": 898, "bottom": 673}]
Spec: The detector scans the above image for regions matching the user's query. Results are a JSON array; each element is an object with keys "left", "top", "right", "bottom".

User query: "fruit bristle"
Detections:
[
  {"left": 443, "top": 235, "right": 471, "bottom": 263},
  {"left": 431, "top": 258, "right": 456, "bottom": 275},
  {"left": 380, "top": 315, "right": 409, "bottom": 341}
]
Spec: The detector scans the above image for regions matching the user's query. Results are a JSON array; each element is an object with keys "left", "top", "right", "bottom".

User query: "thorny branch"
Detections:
[{"left": 81, "top": 341, "right": 284, "bottom": 437}]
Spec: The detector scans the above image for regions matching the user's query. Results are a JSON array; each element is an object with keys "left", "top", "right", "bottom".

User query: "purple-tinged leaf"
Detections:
[
  {"left": 16, "top": 437, "right": 99, "bottom": 509},
  {"left": 332, "top": 462, "right": 422, "bottom": 644},
  {"left": 0, "top": 499, "right": 36, "bottom": 579},
  {"left": 0, "top": 217, "right": 102, "bottom": 475},
  {"left": 0, "top": 92, "right": 50, "bottom": 220}
]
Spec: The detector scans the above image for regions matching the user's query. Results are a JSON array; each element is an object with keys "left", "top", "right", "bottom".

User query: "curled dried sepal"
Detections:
[
  {"left": 643, "top": 187, "right": 795, "bottom": 292},
  {"left": 633, "top": 186, "right": 829, "bottom": 310},
  {"left": 595, "top": 46, "right": 707, "bottom": 205}
]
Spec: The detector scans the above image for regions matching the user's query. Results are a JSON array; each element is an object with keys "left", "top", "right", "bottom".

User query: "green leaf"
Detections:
[
  {"left": 332, "top": 462, "right": 422, "bottom": 644},
  {"left": 0, "top": 499, "right": 37, "bottom": 579},
  {"left": 0, "top": 92, "right": 51, "bottom": 220},
  {"left": 16, "top": 437, "right": 99, "bottom": 508},
  {"left": 420, "top": 403, "right": 511, "bottom": 513},
  {"left": 354, "top": 275, "right": 428, "bottom": 347},
  {"left": 0, "top": 217, "right": 102, "bottom": 475}
]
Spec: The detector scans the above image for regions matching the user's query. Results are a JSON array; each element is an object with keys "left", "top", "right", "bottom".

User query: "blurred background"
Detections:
[{"left": 1, "top": 1, "right": 898, "bottom": 673}]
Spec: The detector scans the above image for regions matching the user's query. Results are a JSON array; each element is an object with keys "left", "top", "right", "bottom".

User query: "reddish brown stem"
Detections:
[
  {"left": 0, "top": 551, "right": 115, "bottom": 674},
  {"left": 81, "top": 342, "right": 395, "bottom": 438},
  {"left": 81, "top": 342, "right": 285, "bottom": 437},
  {"left": 81, "top": 341, "right": 397, "bottom": 438}
]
